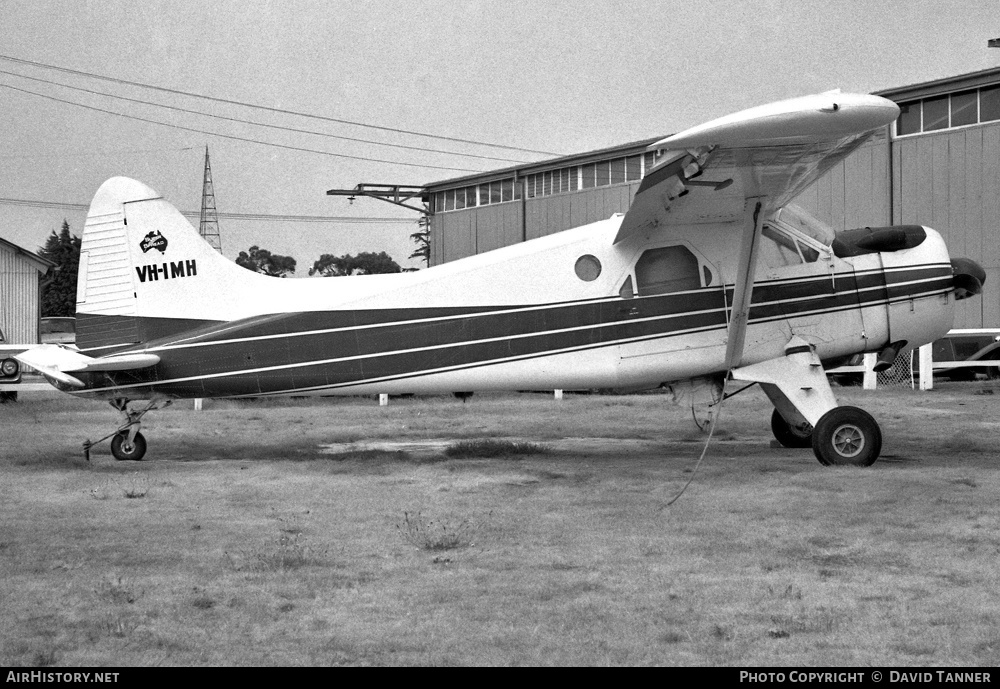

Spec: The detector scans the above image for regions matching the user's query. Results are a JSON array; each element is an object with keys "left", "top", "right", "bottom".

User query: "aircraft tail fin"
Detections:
[{"left": 75, "top": 177, "right": 260, "bottom": 353}]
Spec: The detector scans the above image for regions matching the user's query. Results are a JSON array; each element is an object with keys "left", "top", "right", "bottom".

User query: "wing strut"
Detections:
[{"left": 724, "top": 197, "right": 765, "bottom": 370}]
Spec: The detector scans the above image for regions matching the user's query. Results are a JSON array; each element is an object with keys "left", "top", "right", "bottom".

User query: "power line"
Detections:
[
  {"left": 0, "top": 53, "right": 560, "bottom": 157},
  {"left": 0, "top": 68, "right": 531, "bottom": 165},
  {"left": 0, "top": 81, "right": 483, "bottom": 173},
  {"left": 0, "top": 196, "right": 416, "bottom": 224},
  {"left": 0, "top": 146, "right": 195, "bottom": 160}
]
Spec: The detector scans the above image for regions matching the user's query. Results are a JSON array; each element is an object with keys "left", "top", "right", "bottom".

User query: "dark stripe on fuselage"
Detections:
[{"left": 74, "top": 263, "right": 953, "bottom": 397}]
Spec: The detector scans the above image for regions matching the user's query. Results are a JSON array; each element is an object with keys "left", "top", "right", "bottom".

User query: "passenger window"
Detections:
[{"left": 635, "top": 246, "right": 701, "bottom": 295}]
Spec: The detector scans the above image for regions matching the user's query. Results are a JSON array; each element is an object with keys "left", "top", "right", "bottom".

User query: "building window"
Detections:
[
  {"left": 895, "top": 84, "right": 1000, "bottom": 136},
  {"left": 434, "top": 147, "right": 664, "bottom": 213},
  {"left": 922, "top": 95, "right": 949, "bottom": 131},
  {"left": 951, "top": 90, "right": 978, "bottom": 127},
  {"left": 625, "top": 155, "right": 641, "bottom": 182},
  {"left": 595, "top": 160, "right": 610, "bottom": 186},
  {"left": 560, "top": 168, "right": 573, "bottom": 193},
  {"left": 610, "top": 158, "right": 626, "bottom": 185},
  {"left": 982, "top": 84, "right": 1000, "bottom": 122},
  {"left": 897, "top": 101, "right": 921, "bottom": 135},
  {"left": 643, "top": 151, "right": 657, "bottom": 174}
]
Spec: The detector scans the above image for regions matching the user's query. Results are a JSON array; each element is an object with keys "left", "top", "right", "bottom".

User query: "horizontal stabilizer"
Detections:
[{"left": 14, "top": 345, "right": 160, "bottom": 388}]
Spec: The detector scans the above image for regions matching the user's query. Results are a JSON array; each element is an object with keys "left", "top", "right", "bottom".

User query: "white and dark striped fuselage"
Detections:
[{"left": 67, "top": 194, "right": 957, "bottom": 401}]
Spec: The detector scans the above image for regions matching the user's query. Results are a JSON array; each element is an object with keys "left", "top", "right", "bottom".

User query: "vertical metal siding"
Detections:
[
  {"left": 430, "top": 180, "right": 642, "bottom": 264},
  {"left": 795, "top": 136, "right": 890, "bottom": 232},
  {"left": 0, "top": 244, "right": 42, "bottom": 343},
  {"left": 892, "top": 122, "right": 1000, "bottom": 328}
]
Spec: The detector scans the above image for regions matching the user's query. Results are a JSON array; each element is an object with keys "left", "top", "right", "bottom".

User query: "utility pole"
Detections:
[{"left": 199, "top": 146, "right": 223, "bottom": 253}]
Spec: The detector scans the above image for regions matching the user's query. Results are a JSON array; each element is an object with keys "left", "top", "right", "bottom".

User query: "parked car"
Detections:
[
  {"left": 932, "top": 334, "right": 1000, "bottom": 380},
  {"left": 829, "top": 334, "right": 1000, "bottom": 385},
  {"left": 0, "top": 326, "right": 24, "bottom": 403}
]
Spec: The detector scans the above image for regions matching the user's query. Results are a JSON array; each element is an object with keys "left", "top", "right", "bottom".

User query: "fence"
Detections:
[{"left": 827, "top": 329, "right": 1000, "bottom": 390}]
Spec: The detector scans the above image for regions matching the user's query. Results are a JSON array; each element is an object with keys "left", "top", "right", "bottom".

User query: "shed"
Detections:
[{"left": 0, "top": 236, "right": 54, "bottom": 344}]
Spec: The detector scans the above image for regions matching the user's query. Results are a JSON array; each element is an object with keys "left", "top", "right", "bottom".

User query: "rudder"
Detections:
[{"left": 75, "top": 177, "right": 252, "bottom": 352}]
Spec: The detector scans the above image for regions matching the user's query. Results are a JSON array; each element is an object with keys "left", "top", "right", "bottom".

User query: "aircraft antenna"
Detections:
[{"left": 199, "top": 145, "right": 223, "bottom": 253}]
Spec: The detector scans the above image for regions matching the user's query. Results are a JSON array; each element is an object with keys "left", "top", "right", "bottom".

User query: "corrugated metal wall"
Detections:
[
  {"left": 889, "top": 123, "right": 1000, "bottom": 329},
  {"left": 0, "top": 244, "right": 42, "bottom": 343},
  {"left": 794, "top": 131, "right": 891, "bottom": 232},
  {"left": 432, "top": 182, "right": 640, "bottom": 262},
  {"left": 525, "top": 183, "right": 637, "bottom": 240}
]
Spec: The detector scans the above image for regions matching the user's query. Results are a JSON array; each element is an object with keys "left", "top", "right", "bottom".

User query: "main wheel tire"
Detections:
[
  {"left": 770, "top": 409, "right": 813, "bottom": 448},
  {"left": 111, "top": 431, "right": 147, "bottom": 461},
  {"left": 811, "top": 407, "right": 881, "bottom": 467}
]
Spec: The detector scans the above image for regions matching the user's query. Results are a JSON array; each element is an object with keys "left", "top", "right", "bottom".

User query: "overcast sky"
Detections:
[{"left": 2, "top": 0, "right": 998, "bottom": 271}]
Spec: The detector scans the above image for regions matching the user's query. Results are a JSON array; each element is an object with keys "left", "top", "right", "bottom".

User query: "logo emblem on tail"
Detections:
[{"left": 140, "top": 230, "right": 168, "bottom": 254}]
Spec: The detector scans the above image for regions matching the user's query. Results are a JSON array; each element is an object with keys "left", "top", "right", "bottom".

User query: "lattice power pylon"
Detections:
[{"left": 199, "top": 146, "right": 223, "bottom": 253}]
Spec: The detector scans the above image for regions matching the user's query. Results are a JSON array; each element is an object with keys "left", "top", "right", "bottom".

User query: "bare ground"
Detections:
[{"left": 1, "top": 384, "right": 999, "bottom": 666}]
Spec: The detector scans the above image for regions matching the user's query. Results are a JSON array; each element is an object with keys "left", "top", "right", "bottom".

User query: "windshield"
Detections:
[{"left": 772, "top": 204, "right": 836, "bottom": 247}]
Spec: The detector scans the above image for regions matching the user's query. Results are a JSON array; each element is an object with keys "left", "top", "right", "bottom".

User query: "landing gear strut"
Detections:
[
  {"left": 83, "top": 398, "right": 169, "bottom": 461},
  {"left": 734, "top": 336, "right": 884, "bottom": 466},
  {"left": 770, "top": 409, "right": 812, "bottom": 448}
]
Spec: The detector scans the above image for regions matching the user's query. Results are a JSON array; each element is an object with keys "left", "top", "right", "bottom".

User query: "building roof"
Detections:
[
  {"left": 0, "top": 236, "right": 55, "bottom": 274},
  {"left": 424, "top": 134, "right": 666, "bottom": 191},
  {"left": 874, "top": 65, "right": 1000, "bottom": 102}
]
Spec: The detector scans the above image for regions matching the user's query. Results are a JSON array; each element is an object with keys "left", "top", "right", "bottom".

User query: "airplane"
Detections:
[{"left": 16, "top": 90, "right": 985, "bottom": 466}]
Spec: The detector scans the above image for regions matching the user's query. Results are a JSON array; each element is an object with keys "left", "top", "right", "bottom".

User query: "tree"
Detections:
[
  {"left": 309, "top": 251, "right": 402, "bottom": 277},
  {"left": 235, "top": 245, "right": 296, "bottom": 277},
  {"left": 37, "top": 220, "right": 81, "bottom": 317},
  {"left": 409, "top": 219, "right": 430, "bottom": 267}
]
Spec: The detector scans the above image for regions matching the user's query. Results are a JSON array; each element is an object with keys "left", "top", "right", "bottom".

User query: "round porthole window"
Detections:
[{"left": 575, "top": 254, "right": 602, "bottom": 282}]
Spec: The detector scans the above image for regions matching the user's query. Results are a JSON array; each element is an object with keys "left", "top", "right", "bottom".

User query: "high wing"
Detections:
[
  {"left": 615, "top": 91, "right": 900, "bottom": 238},
  {"left": 614, "top": 91, "right": 900, "bottom": 368},
  {"left": 15, "top": 345, "right": 160, "bottom": 389}
]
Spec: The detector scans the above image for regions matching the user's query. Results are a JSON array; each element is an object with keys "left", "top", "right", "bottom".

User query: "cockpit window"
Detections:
[
  {"left": 760, "top": 225, "right": 820, "bottom": 267},
  {"left": 635, "top": 245, "right": 702, "bottom": 295},
  {"left": 772, "top": 204, "right": 835, "bottom": 246}
]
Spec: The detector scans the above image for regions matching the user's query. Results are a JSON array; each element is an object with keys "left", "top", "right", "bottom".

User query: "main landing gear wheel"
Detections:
[
  {"left": 111, "top": 431, "right": 147, "bottom": 462},
  {"left": 770, "top": 409, "right": 813, "bottom": 448},
  {"left": 811, "top": 406, "right": 881, "bottom": 467}
]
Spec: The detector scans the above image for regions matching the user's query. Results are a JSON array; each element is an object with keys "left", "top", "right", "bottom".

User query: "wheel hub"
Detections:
[{"left": 832, "top": 423, "right": 865, "bottom": 458}]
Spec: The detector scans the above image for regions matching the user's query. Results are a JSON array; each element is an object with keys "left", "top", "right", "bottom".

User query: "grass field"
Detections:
[{"left": 2, "top": 384, "right": 999, "bottom": 666}]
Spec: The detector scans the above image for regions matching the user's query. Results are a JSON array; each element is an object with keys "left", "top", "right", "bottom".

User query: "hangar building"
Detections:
[
  {"left": 0, "top": 237, "right": 52, "bottom": 344},
  {"left": 422, "top": 66, "right": 1000, "bottom": 330}
]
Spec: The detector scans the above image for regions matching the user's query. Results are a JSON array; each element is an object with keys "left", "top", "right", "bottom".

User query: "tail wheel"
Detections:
[
  {"left": 111, "top": 432, "right": 147, "bottom": 461},
  {"left": 770, "top": 409, "right": 813, "bottom": 448},
  {"left": 811, "top": 407, "right": 881, "bottom": 466}
]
